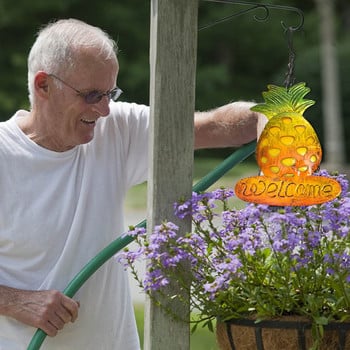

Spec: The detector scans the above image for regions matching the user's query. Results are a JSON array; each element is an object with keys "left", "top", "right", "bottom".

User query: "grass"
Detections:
[
  {"left": 134, "top": 304, "right": 220, "bottom": 350},
  {"left": 125, "top": 156, "right": 258, "bottom": 211}
]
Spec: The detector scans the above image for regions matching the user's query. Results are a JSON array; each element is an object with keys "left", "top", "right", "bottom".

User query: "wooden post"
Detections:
[{"left": 145, "top": 1, "right": 198, "bottom": 349}]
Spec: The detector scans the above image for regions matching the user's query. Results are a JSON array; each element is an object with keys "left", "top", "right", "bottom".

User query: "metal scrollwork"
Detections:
[
  {"left": 199, "top": 0, "right": 304, "bottom": 32},
  {"left": 199, "top": 0, "right": 305, "bottom": 88}
]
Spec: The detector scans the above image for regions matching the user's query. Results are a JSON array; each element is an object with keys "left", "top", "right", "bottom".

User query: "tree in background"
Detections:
[
  {"left": 0, "top": 0, "right": 349, "bottom": 162},
  {"left": 315, "top": 0, "right": 345, "bottom": 169}
]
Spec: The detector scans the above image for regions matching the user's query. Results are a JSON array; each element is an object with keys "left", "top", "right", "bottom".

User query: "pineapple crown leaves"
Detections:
[{"left": 251, "top": 82, "right": 315, "bottom": 120}]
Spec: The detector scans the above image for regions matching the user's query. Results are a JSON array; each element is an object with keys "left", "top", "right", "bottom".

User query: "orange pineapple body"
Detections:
[{"left": 257, "top": 112, "right": 322, "bottom": 179}]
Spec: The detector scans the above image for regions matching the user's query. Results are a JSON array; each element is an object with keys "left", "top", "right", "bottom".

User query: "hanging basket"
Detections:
[{"left": 216, "top": 316, "right": 350, "bottom": 350}]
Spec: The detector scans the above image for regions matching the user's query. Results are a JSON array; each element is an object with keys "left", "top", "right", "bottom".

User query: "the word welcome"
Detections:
[{"left": 235, "top": 175, "right": 342, "bottom": 206}]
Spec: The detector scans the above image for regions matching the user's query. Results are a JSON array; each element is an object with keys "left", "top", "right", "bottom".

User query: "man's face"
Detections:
[{"left": 44, "top": 49, "right": 118, "bottom": 151}]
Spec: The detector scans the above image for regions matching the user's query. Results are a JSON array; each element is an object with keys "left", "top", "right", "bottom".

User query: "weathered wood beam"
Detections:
[{"left": 145, "top": 1, "right": 198, "bottom": 349}]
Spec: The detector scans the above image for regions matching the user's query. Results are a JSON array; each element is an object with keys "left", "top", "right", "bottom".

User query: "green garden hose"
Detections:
[{"left": 27, "top": 140, "right": 256, "bottom": 350}]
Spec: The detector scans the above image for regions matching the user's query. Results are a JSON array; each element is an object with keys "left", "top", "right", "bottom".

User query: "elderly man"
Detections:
[{"left": 0, "top": 19, "right": 260, "bottom": 349}]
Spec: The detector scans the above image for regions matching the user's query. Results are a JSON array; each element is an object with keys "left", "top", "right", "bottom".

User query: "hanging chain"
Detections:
[{"left": 284, "top": 26, "right": 297, "bottom": 89}]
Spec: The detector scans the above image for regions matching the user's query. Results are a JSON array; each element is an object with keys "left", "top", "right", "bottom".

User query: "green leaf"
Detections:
[
  {"left": 207, "top": 319, "right": 214, "bottom": 332},
  {"left": 314, "top": 316, "right": 329, "bottom": 326},
  {"left": 191, "top": 323, "right": 198, "bottom": 334}
]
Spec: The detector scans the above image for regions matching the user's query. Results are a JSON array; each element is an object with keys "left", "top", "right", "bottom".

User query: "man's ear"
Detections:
[{"left": 34, "top": 71, "right": 49, "bottom": 98}]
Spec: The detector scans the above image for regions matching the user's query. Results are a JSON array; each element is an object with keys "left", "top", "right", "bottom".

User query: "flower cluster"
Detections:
[{"left": 118, "top": 171, "right": 350, "bottom": 345}]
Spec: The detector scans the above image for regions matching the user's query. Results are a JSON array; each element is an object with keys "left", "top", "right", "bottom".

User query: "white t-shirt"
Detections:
[{"left": 0, "top": 101, "right": 149, "bottom": 350}]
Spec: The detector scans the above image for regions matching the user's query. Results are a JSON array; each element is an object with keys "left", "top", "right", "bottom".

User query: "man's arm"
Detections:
[
  {"left": 0, "top": 285, "right": 79, "bottom": 337},
  {"left": 194, "top": 101, "right": 263, "bottom": 149}
]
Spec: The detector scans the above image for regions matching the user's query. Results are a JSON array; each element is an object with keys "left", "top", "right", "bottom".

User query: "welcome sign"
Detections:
[
  {"left": 235, "top": 176, "right": 341, "bottom": 206},
  {"left": 235, "top": 83, "right": 341, "bottom": 206}
]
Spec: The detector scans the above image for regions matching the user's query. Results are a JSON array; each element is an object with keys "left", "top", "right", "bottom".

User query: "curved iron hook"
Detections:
[{"left": 199, "top": 0, "right": 304, "bottom": 32}]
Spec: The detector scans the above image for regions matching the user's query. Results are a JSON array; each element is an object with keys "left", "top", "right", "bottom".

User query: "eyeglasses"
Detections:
[{"left": 49, "top": 74, "right": 123, "bottom": 104}]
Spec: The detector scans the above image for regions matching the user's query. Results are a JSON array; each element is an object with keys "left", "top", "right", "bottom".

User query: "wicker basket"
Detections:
[{"left": 216, "top": 316, "right": 350, "bottom": 350}]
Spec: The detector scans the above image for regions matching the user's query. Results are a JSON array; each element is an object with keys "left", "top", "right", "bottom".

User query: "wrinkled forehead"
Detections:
[
  {"left": 60, "top": 45, "right": 119, "bottom": 79},
  {"left": 61, "top": 50, "right": 119, "bottom": 92}
]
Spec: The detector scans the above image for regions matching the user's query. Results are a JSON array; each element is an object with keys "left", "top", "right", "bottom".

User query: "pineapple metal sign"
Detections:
[{"left": 235, "top": 83, "right": 342, "bottom": 206}]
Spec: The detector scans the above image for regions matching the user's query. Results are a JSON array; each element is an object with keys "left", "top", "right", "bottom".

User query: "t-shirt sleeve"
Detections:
[{"left": 106, "top": 101, "right": 149, "bottom": 189}]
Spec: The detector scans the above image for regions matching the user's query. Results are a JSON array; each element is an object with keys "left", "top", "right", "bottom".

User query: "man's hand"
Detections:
[{"left": 0, "top": 286, "right": 79, "bottom": 337}]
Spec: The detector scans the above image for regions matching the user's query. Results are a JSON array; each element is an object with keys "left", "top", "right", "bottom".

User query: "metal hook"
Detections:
[
  {"left": 199, "top": 3, "right": 269, "bottom": 31},
  {"left": 199, "top": 0, "right": 304, "bottom": 33},
  {"left": 199, "top": 0, "right": 305, "bottom": 88}
]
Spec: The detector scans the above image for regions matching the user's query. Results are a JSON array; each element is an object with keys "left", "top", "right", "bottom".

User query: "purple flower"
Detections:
[
  {"left": 211, "top": 188, "right": 235, "bottom": 201},
  {"left": 119, "top": 170, "right": 350, "bottom": 334},
  {"left": 143, "top": 268, "right": 170, "bottom": 291},
  {"left": 116, "top": 246, "right": 146, "bottom": 267}
]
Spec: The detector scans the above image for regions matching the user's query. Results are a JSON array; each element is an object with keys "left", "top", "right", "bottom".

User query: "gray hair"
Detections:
[{"left": 27, "top": 18, "right": 118, "bottom": 106}]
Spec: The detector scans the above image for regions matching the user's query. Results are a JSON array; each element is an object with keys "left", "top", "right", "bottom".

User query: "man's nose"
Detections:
[{"left": 93, "top": 96, "right": 110, "bottom": 117}]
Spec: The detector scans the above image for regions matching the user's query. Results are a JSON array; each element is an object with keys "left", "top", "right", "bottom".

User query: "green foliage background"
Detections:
[{"left": 0, "top": 0, "right": 349, "bottom": 160}]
